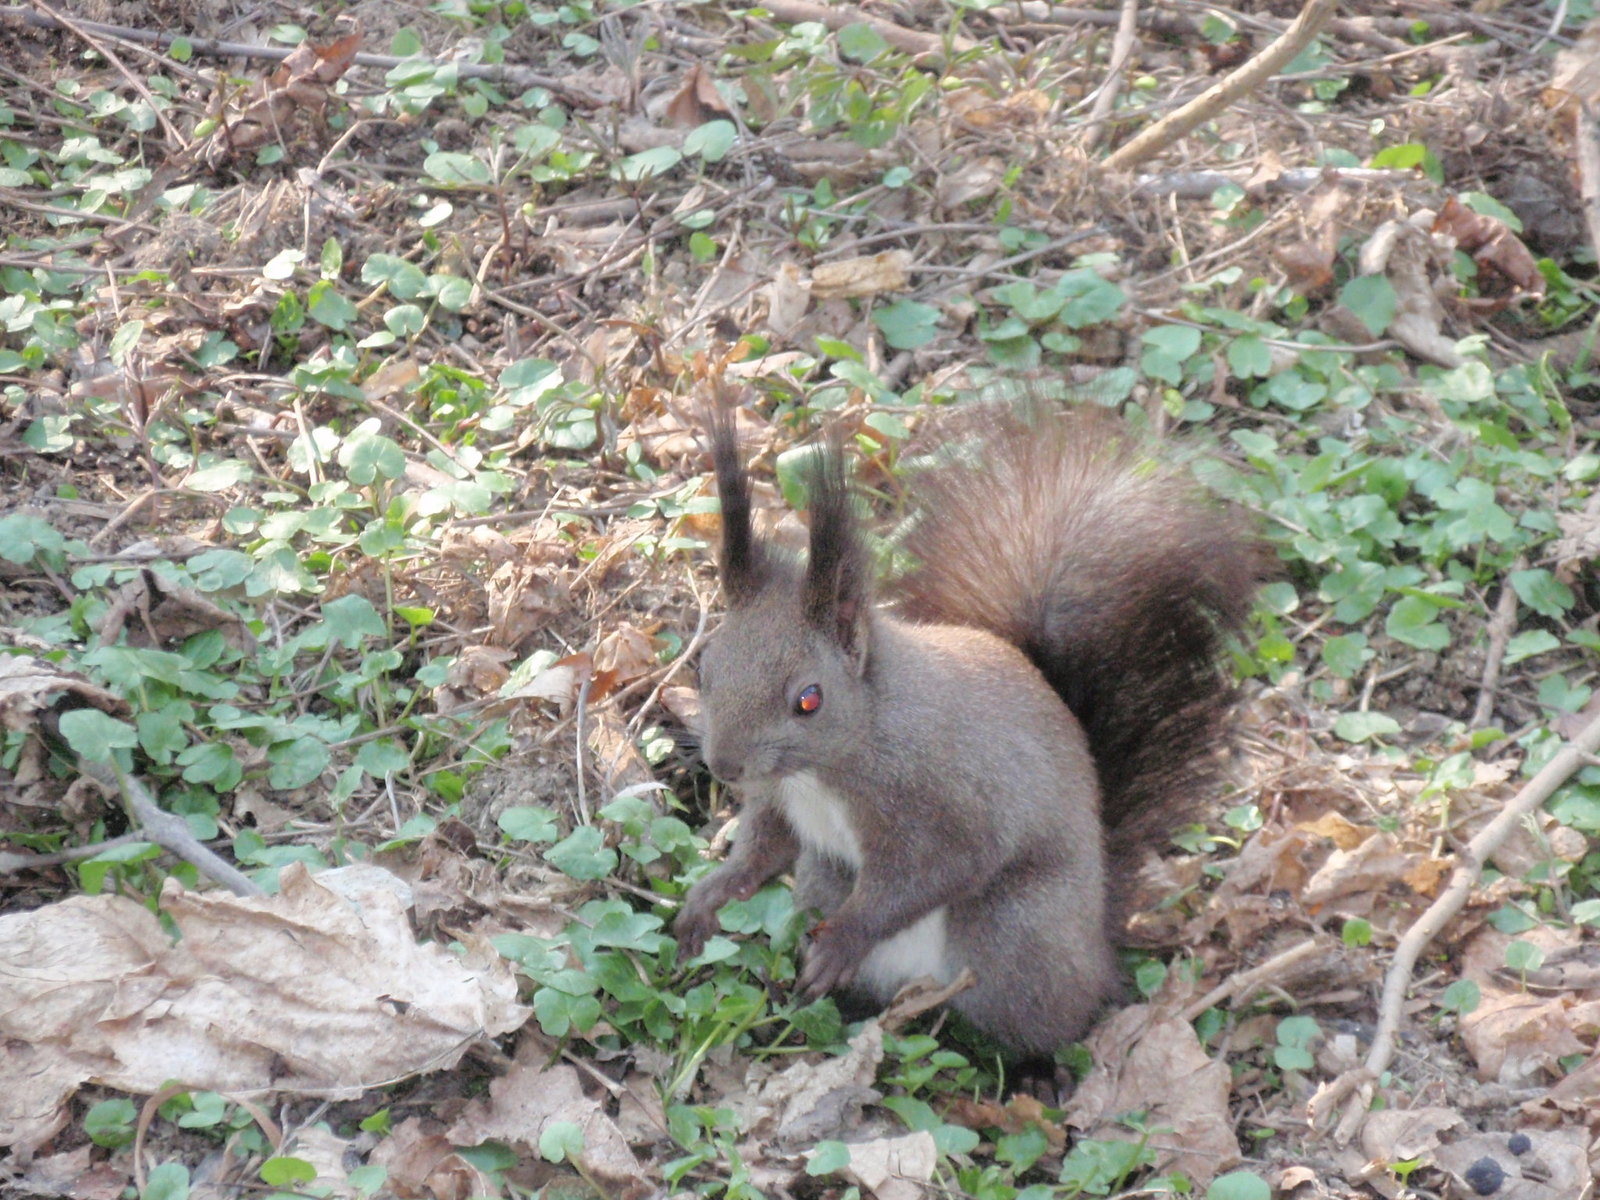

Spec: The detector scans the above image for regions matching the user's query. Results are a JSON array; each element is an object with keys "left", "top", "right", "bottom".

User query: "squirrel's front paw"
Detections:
[
  {"left": 676, "top": 867, "right": 754, "bottom": 959},
  {"left": 797, "top": 920, "right": 867, "bottom": 1002}
]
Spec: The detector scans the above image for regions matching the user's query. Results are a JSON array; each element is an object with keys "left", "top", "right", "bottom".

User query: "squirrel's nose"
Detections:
[{"left": 705, "top": 749, "right": 743, "bottom": 783}]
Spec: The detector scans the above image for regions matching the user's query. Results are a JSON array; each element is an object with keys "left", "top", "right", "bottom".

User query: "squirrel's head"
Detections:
[{"left": 697, "top": 409, "right": 873, "bottom": 785}]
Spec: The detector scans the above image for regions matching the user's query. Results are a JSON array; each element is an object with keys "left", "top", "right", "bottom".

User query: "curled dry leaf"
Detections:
[
  {"left": 1544, "top": 16, "right": 1600, "bottom": 112},
  {"left": 664, "top": 63, "right": 732, "bottom": 127},
  {"left": 506, "top": 650, "right": 589, "bottom": 709},
  {"left": 446, "top": 1040, "right": 650, "bottom": 1193},
  {"left": 370, "top": 1116, "right": 502, "bottom": 1200},
  {"left": 1296, "top": 811, "right": 1373, "bottom": 850},
  {"left": 813, "top": 1132, "right": 938, "bottom": 1200},
  {"left": 1063, "top": 1005, "right": 1239, "bottom": 1186},
  {"left": 1355, "top": 219, "right": 1463, "bottom": 367},
  {"left": 1461, "top": 991, "right": 1588, "bottom": 1086},
  {"left": 809, "top": 251, "right": 912, "bottom": 300},
  {"left": 197, "top": 34, "right": 362, "bottom": 168},
  {"left": 1358, "top": 1104, "right": 1464, "bottom": 1164},
  {"left": 1433, "top": 195, "right": 1544, "bottom": 308},
  {"left": 743, "top": 1021, "right": 884, "bottom": 1144},
  {"left": 766, "top": 261, "right": 813, "bottom": 337},
  {"left": 0, "top": 653, "right": 129, "bottom": 733},
  {"left": 1301, "top": 831, "right": 1411, "bottom": 909},
  {"left": 593, "top": 623, "right": 659, "bottom": 687},
  {"left": 587, "top": 707, "right": 657, "bottom": 794},
  {"left": 0, "top": 862, "right": 528, "bottom": 1152}
]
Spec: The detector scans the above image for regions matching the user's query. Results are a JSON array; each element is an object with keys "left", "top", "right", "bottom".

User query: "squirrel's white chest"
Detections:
[{"left": 778, "top": 772, "right": 863, "bottom": 867}]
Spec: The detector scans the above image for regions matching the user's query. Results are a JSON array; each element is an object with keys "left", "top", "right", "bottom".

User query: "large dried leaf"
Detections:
[{"left": 0, "top": 863, "right": 528, "bottom": 1151}]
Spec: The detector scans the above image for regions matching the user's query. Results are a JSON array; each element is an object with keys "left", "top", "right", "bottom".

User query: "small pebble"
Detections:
[
  {"left": 1464, "top": 1156, "right": 1505, "bottom": 1196},
  {"left": 1507, "top": 1132, "right": 1531, "bottom": 1155}
]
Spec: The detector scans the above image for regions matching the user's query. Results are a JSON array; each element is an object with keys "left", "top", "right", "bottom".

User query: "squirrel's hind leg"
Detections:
[{"left": 944, "top": 880, "right": 1121, "bottom": 1056}]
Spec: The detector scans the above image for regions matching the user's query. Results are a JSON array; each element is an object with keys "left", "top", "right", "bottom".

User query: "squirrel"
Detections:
[{"left": 674, "top": 400, "right": 1267, "bottom": 1055}]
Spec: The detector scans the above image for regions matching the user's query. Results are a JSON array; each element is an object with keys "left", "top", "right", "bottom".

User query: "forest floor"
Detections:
[{"left": 2, "top": 0, "right": 1600, "bottom": 1197}]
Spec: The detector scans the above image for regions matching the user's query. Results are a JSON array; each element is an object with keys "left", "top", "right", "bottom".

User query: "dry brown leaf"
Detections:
[
  {"left": 447, "top": 1039, "right": 649, "bottom": 1192},
  {"left": 1353, "top": 219, "right": 1463, "bottom": 367},
  {"left": 809, "top": 251, "right": 912, "bottom": 300},
  {"left": 1460, "top": 990, "right": 1588, "bottom": 1085},
  {"left": 936, "top": 157, "right": 1005, "bottom": 209},
  {"left": 0, "top": 863, "right": 528, "bottom": 1152},
  {"left": 7, "top": 1145, "right": 126, "bottom": 1200},
  {"left": 1296, "top": 811, "right": 1373, "bottom": 850},
  {"left": 508, "top": 651, "right": 589, "bottom": 708},
  {"left": 811, "top": 1131, "right": 937, "bottom": 1200},
  {"left": 1433, "top": 195, "right": 1544, "bottom": 307},
  {"left": 1400, "top": 854, "right": 1452, "bottom": 896},
  {"left": 0, "top": 654, "right": 129, "bottom": 733},
  {"left": 1273, "top": 238, "right": 1336, "bottom": 293},
  {"left": 593, "top": 624, "right": 659, "bottom": 686},
  {"left": 1302, "top": 831, "right": 1411, "bottom": 908},
  {"left": 370, "top": 1116, "right": 502, "bottom": 1200},
  {"left": 1552, "top": 495, "right": 1600, "bottom": 577},
  {"left": 1063, "top": 1005, "right": 1239, "bottom": 1185},
  {"left": 363, "top": 357, "right": 423, "bottom": 400},
  {"left": 659, "top": 685, "right": 702, "bottom": 729},
  {"left": 664, "top": 63, "right": 732, "bottom": 127},
  {"left": 1358, "top": 1104, "right": 1464, "bottom": 1164},
  {"left": 766, "top": 261, "right": 812, "bottom": 337},
  {"left": 946, "top": 87, "right": 1050, "bottom": 129},
  {"left": 744, "top": 1021, "right": 884, "bottom": 1143},
  {"left": 1523, "top": 1052, "right": 1600, "bottom": 1121},
  {"left": 588, "top": 708, "right": 657, "bottom": 795},
  {"left": 1546, "top": 16, "right": 1600, "bottom": 110}
]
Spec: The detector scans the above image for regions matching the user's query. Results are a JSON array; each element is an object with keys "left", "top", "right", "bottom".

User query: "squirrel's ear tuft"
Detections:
[
  {"left": 705, "top": 403, "right": 763, "bottom": 606},
  {"left": 802, "top": 433, "right": 871, "bottom": 673}
]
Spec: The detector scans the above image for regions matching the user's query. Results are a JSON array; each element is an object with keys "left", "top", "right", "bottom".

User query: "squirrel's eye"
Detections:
[{"left": 794, "top": 684, "right": 823, "bottom": 716}]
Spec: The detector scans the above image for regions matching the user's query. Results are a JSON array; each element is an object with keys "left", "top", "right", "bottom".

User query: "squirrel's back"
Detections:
[{"left": 891, "top": 404, "right": 1267, "bottom": 861}]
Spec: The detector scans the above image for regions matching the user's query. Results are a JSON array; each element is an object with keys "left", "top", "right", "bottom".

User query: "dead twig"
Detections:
[
  {"left": 1, "top": 5, "right": 609, "bottom": 108},
  {"left": 79, "top": 759, "right": 264, "bottom": 897},
  {"left": 755, "top": 0, "right": 974, "bottom": 56},
  {"left": 1082, "top": 0, "right": 1141, "bottom": 152},
  {"left": 1179, "top": 937, "right": 1331, "bottom": 1021},
  {"left": 1576, "top": 102, "right": 1600, "bottom": 270},
  {"left": 1103, "top": 0, "right": 1340, "bottom": 173},
  {"left": 1471, "top": 559, "right": 1526, "bottom": 729},
  {"left": 1309, "top": 706, "right": 1600, "bottom": 1141},
  {"left": 29, "top": 0, "right": 185, "bottom": 148}
]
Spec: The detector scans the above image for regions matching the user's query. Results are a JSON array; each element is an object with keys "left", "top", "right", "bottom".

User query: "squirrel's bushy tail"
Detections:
[{"left": 892, "top": 403, "right": 1267, "bottom": 858}]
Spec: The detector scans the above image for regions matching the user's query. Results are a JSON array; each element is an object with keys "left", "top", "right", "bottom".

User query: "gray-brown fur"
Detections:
[
  {"left": 894, "top": 404, "right": 1267, "bottom": 875},
  {"left": 676, "top": 402, "right": 1265, "bottom": 1055}
]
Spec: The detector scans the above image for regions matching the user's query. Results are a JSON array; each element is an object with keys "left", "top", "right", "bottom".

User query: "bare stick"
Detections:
[
  {"left": 1312, "top": 709, "right": 1600, "bottom": 1140},
  {"left": 755, "top": 0, "right": 974, "bottom": 56},
  {"left": 31, "top": 0, "right": 184, "bottom": 147},
  {"left": 1576, "top": 103, "right": 1600, "bottom": 272},
  {"left": 1, "top": 5, "right": 607, "bottom": 107},
  {"left": 1179, "top": 937, "right": 1330, "bottom": 1021},
  {"left": 1103, "top": 0, "right": 1340, "bottom": 173},
  {"left": 1082, "top": 0, "right": 1141, "bottom": 152},
  {"left": 1471, "top": 561, "right": 1524, "bottom": 729},
  {"left": 79, "top": 759, "right": 264, "bottom": 897}
]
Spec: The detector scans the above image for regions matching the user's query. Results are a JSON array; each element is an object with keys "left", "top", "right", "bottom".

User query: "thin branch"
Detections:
[
  {"left": 1576, "top": 102, "right": 1600, "bottom": 270},
  {"left": 1310, "top": 708, "right": 1600, "bottom": 1141},
  {"left": 30, "top": 0, "right": 184, "bottom": 148},
  {"left": 1179, "top": 937, "right": 1330, "bottom": 1022},
  {"left": 1081, "top": 0, "right": 1141, "bottom": 152},
  {"left": 1103, "top": 0, "right": 1341, "bottom": 172},
  {"left": 1471, "top": 560, "right": 1525, "bottom": 729},
  {"left": 1, "top": 5, "right": 609, "bottom": 107},
  {"left": 754, "top": 0, "right": 975, "bottom": 56},
  {"left": 79, "top": 759, "right": 264, "bottom": 897}
]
